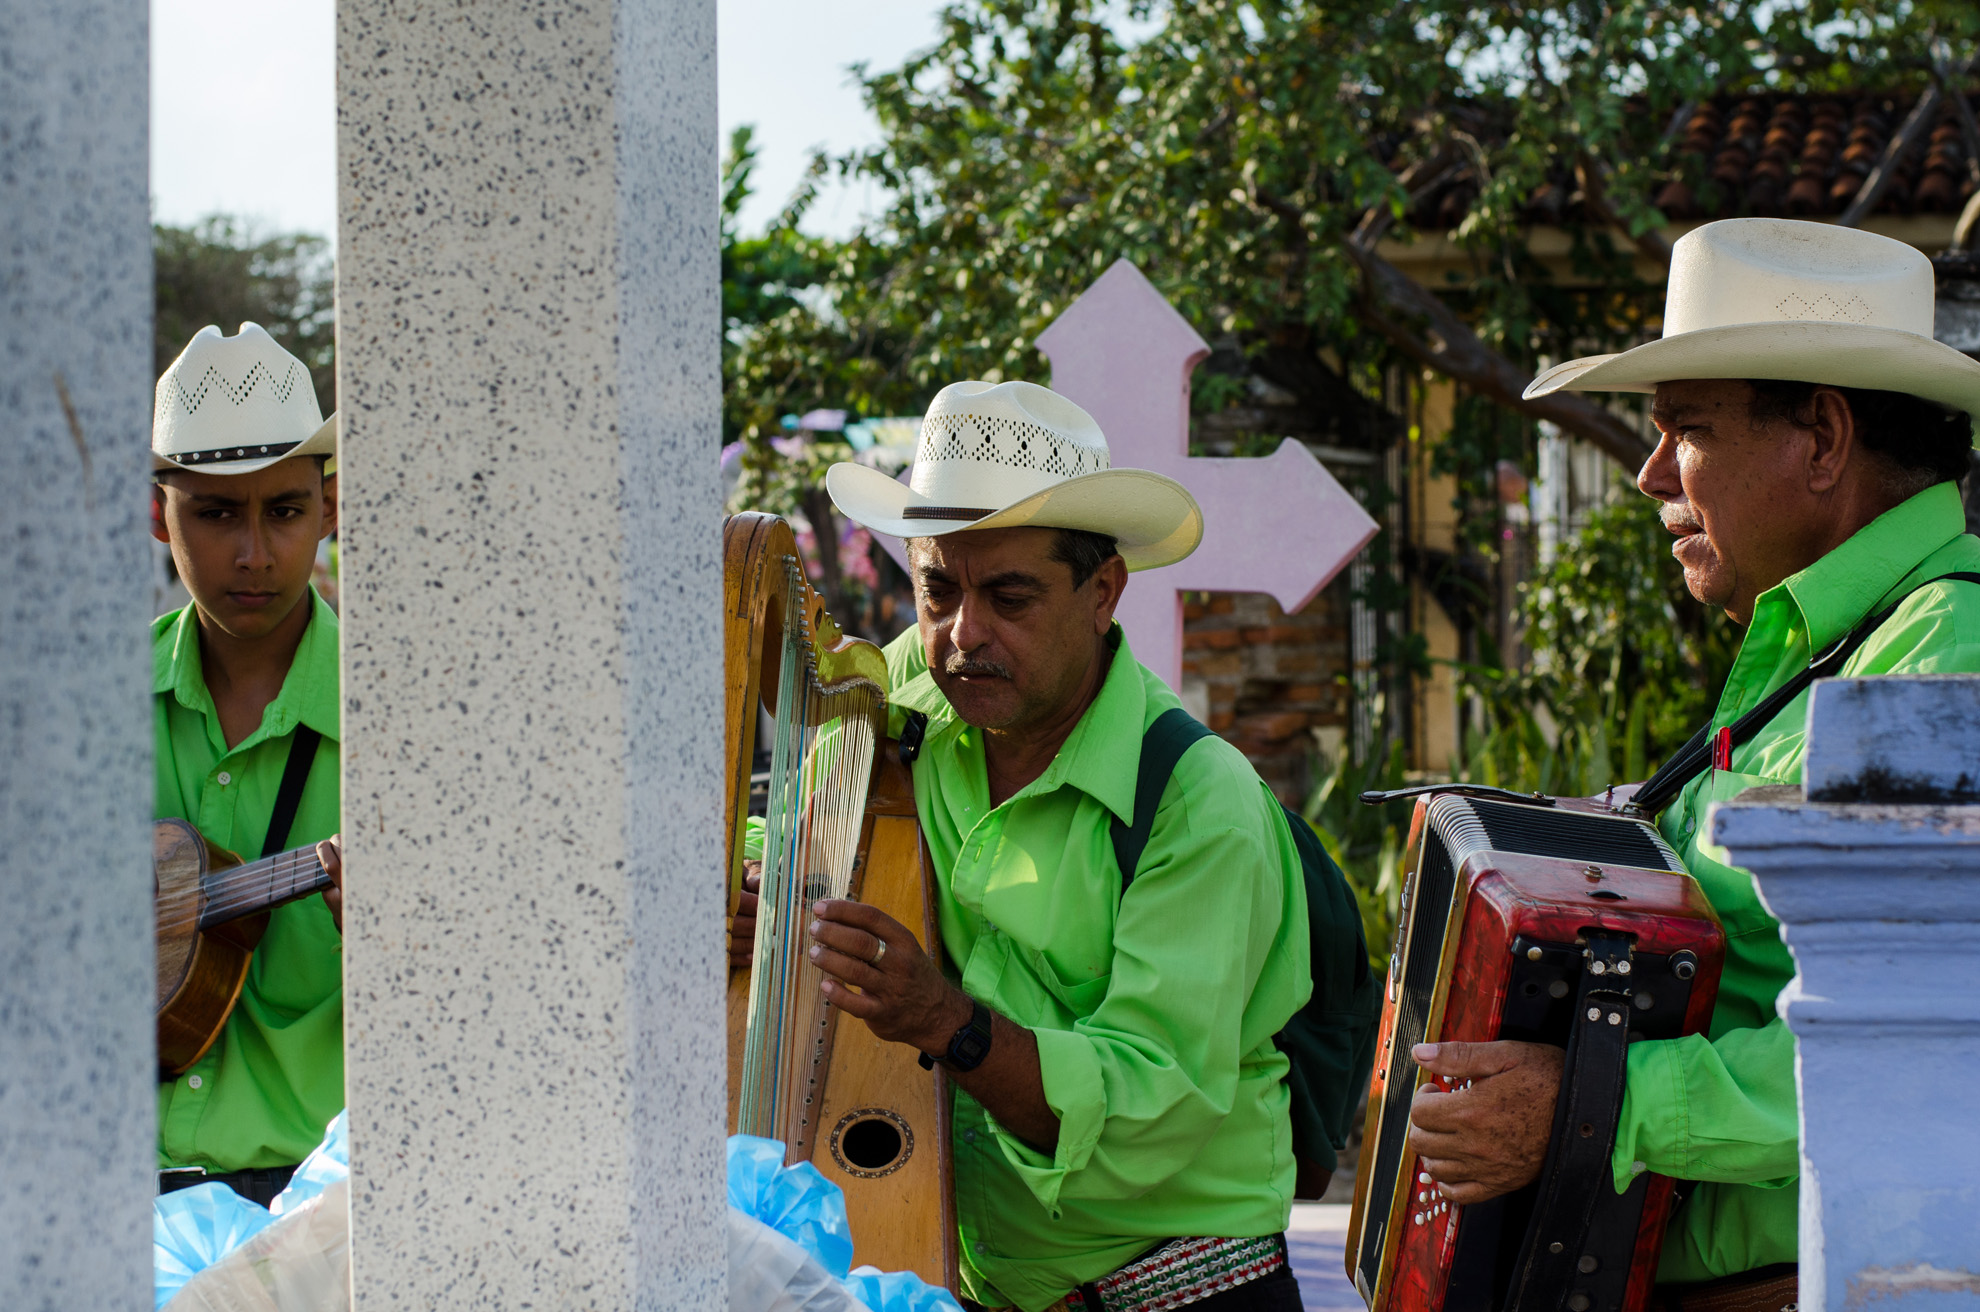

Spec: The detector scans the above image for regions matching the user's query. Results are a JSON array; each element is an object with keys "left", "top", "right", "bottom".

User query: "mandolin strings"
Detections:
[
  {"left": 737, "top": 557, "right": 881, "bottom": 1145},
  {"left": 188, "top": 847, "right": 332, "bottom": 928}
]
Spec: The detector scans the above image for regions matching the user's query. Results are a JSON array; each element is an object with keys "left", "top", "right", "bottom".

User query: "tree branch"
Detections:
[
  {"left": 1838, "top": 83, "right": 1946, "bottom": 228},
  {"left": 1351, "top": 139, "right": 1465, "bottom": 251},
  {"left": 1344, "top": 240, "right": 1653, "bottom": 467},
  {"left": 1577, "top": 154, "right": 1674, "bottom": 270}
]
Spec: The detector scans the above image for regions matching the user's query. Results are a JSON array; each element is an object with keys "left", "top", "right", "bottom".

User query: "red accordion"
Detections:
[{"left": 1346, "top": 788, "right": 1724, "bottom": 1312}]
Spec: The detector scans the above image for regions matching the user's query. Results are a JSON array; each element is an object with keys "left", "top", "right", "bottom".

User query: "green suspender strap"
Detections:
[{"left": 1112, "top": 707, "right": 1381, "bottom": 1186}]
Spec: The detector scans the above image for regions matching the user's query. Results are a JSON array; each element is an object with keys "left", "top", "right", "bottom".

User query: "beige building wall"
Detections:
[{"left": 1410, "top": 378, "right": 1463, "bottom": 776}]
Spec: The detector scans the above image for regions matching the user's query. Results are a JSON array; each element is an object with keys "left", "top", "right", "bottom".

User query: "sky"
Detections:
[{"left": 149, "top": 0, "right": 954, "bottom": 243}]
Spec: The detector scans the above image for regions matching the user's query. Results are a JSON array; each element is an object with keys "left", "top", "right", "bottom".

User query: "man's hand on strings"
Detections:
[
  {"left": 1407, "top": 1040, "right": 1564, "bottom": 1204},
  {"left": 808, "top": 899, "right": 968, "bottom": 1053},
  {"left": 729, "top": 861, "right": 762, "bottom": 970},
  {"left": 315, "top": 834, "right": 344, "bottom": 934}
]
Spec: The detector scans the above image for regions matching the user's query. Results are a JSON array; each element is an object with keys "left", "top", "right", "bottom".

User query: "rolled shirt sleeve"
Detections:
[{"left": 1612, "top": 1017, "right": 1799, "bottom": 1193}]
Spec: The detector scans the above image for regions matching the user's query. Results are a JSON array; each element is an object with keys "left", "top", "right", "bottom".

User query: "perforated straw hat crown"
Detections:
[
  {"left": 1524, "top": 218, "right": 1980, "bottom": 423},
  {"left": 825, "top": 380, "right": 1203, "bottom": 571},
  {"left": 153, "top": 323, "right": 337, "bottom": 475}
]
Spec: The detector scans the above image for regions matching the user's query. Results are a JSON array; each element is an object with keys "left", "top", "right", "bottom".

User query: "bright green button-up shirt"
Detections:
[
  {"left": 882, "top": 627, "right": 1311, "bottom": 1312},
  {"left": 154, "top": 589, "right": 344, "bottom": 1171},
  {"left": 1613, "top": 482, "right": 1980, "bottom": 1281}
]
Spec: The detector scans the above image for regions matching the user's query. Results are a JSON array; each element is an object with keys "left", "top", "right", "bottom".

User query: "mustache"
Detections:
[
  {"left": 1659, "top": 504, "right": 1703, "bottom": 534},
  {"left": 943, "top": 655, "right": 1013, "bottom": 680}
]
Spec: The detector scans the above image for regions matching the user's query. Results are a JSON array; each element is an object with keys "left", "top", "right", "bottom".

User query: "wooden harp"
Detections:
[{"left": 723, "top": 511, "right": 957, "bottom": 1290}]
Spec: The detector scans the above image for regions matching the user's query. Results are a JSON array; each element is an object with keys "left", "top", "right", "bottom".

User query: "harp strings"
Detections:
[{"left": 737, "top": 560, "right": 880, "bottom": 1143}]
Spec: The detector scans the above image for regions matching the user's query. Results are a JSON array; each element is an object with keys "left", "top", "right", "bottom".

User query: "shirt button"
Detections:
[
  {"left": 964, "top": 1129, "right": 977, "bottom": 1144},
  {"left": 216, "top": 771, "right": 232, "bottom": 786},
  {"left": 187, "top": 1074, "right": 203, "bottom": 1090}
]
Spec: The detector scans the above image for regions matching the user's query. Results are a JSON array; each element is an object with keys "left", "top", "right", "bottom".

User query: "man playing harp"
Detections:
[{"left": 753, "top": 381, "right": 1328, "bottom": 1312}]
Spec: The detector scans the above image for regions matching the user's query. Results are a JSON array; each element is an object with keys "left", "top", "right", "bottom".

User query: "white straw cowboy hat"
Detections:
[
  {"left": 826, "top": 380, "right": 1203, "bottom": 571},
  {"left": 1525, "top": 217, "right": 1980, "bottom": 423},
  {"left": 153, "top": 322, "right": 337, "bottom": 475}
]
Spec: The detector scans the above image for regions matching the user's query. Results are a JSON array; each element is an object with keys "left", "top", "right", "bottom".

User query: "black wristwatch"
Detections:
[{"left": 919, "top": 998, "right": 994, "bottom": 1072}]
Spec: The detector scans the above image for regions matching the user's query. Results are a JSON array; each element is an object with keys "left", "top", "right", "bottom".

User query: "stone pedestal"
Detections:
[
  {"left": 336, "top": 0, "right": 725, "bottom": 1305},
  {"left": 0, "top": 1, "right": 158, "bottom": 1306},
  {"left": 1711, "top": 677, "right": 1980, "bottom": 1312}
]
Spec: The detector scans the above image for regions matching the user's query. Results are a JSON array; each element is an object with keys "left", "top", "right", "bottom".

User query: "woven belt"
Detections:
[{"left": 1061, "top": 1235, "right": 1289, "bottom": 1312}]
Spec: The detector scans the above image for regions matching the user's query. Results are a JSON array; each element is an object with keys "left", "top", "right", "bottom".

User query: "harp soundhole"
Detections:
[{"left": 831, "top": 1108, "right": 912, "bottom": 1178}]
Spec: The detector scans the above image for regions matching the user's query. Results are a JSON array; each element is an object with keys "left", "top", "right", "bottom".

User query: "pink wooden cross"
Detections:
[{"left": 873, "top": 259, "right": 1378, "bottom": 690}]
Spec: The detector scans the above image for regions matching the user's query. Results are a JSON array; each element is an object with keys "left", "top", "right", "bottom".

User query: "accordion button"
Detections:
[
  {"left": 1418, "top": 1172, "right": 1431, "bottom": 1184},
  {"left": 1587, "top": 1007, "right": 1601, "bottom": 1021}
]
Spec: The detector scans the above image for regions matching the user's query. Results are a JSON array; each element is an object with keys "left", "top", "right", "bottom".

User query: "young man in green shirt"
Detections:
[
  {"left": 787, "top": 381, "right": 1316, "bottom": 1312},
  {"left": 1406, "top": 220, "right": 1980, "bottom": 1306},
  {"left": 150, "top": 323, "right": 346, "bottom": 1205}
]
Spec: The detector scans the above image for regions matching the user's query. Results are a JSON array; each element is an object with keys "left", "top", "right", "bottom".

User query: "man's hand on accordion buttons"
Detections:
[
  {"left": 808, "top": 898, "right": 969, "bottom": 1053},
  {"left": 1406, "top": 1039, "right": 1565, "bottom": 1204},
  {"left": 729, "top": 862, "right": 762, "bottom": 970}
]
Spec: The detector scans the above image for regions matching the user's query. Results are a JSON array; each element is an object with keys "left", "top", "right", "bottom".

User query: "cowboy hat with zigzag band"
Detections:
[
  {"left": 826, "top": 380, "right": 1203, "bottom": 572},
  {"left": 154, "top": 323, "right": 338, "bottom": 476}
]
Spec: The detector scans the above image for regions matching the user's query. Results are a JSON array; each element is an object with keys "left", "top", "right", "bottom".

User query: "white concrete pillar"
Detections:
[
  {"left": 335, "top": 0, "right": 726, "bottom": 1305},
  {"left": 1712, "top": 676, "right": 1980, "bottom": 1312},
  {"left": 0, "top": 0, "right": 158, "bottom": 1305}
]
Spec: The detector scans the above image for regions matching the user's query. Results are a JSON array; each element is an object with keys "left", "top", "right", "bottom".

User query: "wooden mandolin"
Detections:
[{"left": 154, "top": 817, "right": 333, "bottom": 1077}]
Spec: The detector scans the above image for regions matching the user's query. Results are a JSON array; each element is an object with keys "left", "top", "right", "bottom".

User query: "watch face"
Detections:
[{"left": 956, "top": 1030, "right": 991, "bottom": 1065}]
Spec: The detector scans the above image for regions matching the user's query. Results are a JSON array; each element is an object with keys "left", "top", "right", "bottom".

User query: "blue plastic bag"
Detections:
[
  {"left": 270, "top": 1110, "right": 349, "bottom": 1217},
  {"left": 726, "top": 1134, "right": 855, "bottom": 1279},
  {"left": 844, "top": 1266, "right": 966, "bottom": 1312},
  {"left": 152, "top": 1183, "right": 276, "bottom": 1309},
  {"left": 727, "top": 1135, "right": 962, "bottom": 1312}
]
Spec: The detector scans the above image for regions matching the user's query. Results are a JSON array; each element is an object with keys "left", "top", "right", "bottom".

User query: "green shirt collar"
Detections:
[
  {"left": 889, "top": 624, "right": 1144, "bottom": 825},
  {"left": 1773, "top": 481, "right": 1968, "bottom": 651},
  {"left": 152, "top": 589, "right": 341, "bottom": 748}
]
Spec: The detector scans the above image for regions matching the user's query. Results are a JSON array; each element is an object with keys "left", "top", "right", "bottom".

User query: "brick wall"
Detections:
[{"left": 1181, "top": 583, "right": 1354, "bottom": 806}]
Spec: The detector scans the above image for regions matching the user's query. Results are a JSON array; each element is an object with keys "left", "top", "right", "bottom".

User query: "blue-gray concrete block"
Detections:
[
  {"left": 1713, "top": 797, "right": 1980, "bottom": 1312},
  {"left": 0, "top": 0, "right": 158, "bottom": 1306},
  {"left": 1804, "top": 676, "right": 1980, "bottom": 803},
  {"left": 335, "top": 0, "right": 725, "bottom": 1306}
]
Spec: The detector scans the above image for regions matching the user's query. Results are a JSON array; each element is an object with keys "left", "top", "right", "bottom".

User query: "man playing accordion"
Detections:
[{"left": 1408, "top": 218, "right": 1980, "bottom": 1310}]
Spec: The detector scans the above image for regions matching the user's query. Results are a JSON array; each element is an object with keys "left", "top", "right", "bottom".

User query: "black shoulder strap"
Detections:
[
  {"left": 261, "top": 725, "right": 324, "bottom": 858},
  {"left": 898, "top": 709, "right": 929, "bottom": 767},
  {"left": 1112, "top": 707, "right": 1217, "bottom": 887},
  {"left": 1633, "top": 571, "right": 1980, "bottom": 815}
]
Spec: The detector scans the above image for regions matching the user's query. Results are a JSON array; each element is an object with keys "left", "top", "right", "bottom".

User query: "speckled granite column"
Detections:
[
  {"left": 0, "top": 0, "right": 157, "bottom": 1306},
  {"left": 335, "top": 0, "right": 725, "bottom": 1306}
]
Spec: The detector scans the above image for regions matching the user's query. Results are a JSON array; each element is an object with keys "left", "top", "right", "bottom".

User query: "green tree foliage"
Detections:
[
  {"left": 1463, "top": 494, "right": 1739, "bottom": 793},
  {"left": 154, "top": 217, "right": 336, "bottom": 414}
]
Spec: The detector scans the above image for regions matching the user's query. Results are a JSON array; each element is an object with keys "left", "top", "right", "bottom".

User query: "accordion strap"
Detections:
[
  {"left": 1632, "top": 570, "right": 1980, "bottom": 815},
  {"left": 1507, "top": 932, "right": 1636, "bottom": 1312}
]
